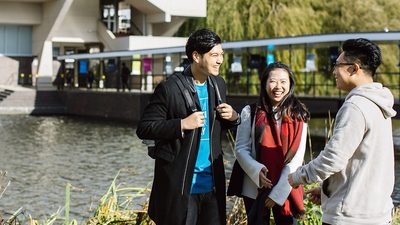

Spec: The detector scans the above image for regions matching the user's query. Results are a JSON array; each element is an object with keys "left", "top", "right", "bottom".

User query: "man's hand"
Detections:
[
  {"left": 216, "top": 103, "right": 238, "bottom": 121},
  {"left": 305, "top": 187, "right": 321, "bottom": 205},
  {"left": 181, "top": 111, "right": 205, "bottom": 130},
  {"left": 259, "top": 167, "right": 272, "bottom": 189},
  {"left": 264, "top": 197, "right": 276, "bottom": 209}
]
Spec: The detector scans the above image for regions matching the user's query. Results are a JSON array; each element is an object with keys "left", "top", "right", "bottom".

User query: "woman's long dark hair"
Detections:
[{"left": 258, "top": 62, "right": 310, "bottom": 123}]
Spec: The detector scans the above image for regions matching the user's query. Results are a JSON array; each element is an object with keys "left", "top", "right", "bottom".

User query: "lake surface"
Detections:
[
  {"left": 0, "top": 115, "right": 153, "bottom": 222},
  {"left": 0, "top": 115, "right": 399, "bottom": 222}
]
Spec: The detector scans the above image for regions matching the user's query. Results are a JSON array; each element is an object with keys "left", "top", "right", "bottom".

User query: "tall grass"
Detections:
[
  {"left": 226, "top": 197, "right": 247, "bottom": 225},
  {"left": 86, "top": 171, "right": 153, "bottom": 225},
  {"left": 1, "top": 170, "right": 400, "bottom": 225}
]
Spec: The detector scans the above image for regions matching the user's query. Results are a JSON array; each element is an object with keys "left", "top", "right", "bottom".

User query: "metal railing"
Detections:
[{"left": 226, "top": 70, "right": 400, "bottom": 100}]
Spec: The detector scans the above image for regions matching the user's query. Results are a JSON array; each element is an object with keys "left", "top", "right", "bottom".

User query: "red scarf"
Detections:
[{"left": 255, "top": 109, "right": 305, "bottom": 218}]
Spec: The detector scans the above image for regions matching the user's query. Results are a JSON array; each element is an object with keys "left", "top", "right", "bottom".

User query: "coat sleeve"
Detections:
[
  {"left": 136, "top": 82, "right": 183, "bottom": 140},
  {"left": 268, "top": 123, "right": 307, "bottom": 206},
  {"left": 291, "top": 103, "right": 365, "bottom": 186},
  {"left": 235, "top": 105, "right": 265, "bottom": 188}
]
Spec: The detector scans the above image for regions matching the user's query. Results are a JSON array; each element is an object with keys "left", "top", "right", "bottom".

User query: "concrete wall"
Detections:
[
  {"left": 33, "top": 0, "right": 68, "bottom": 54},
  {"left": 140, "top": 0, "right": 206, "bottom": 17},
  {"left": 0, "top": 56, "right": 19, "bottom": 86},
  {"left": 167, "top": 0, "right": 206, "bottom": 17},
  {"left": 97, "top": 21, "right": 129, "bottom": 51},
  {"left": 0, "top": 2, "right": 41, "bottom": 25},
  {"left": 128, "top": 35, "right": 187, "bottom": 50},
  {"left": 61, "top": 91, "right": 148, "bottom": 123},
  {"left": 52, "top": 0, "right": 99, "bottom": 43},
  {"left": 98, "top": 21, "right": 187, "bottom": 51},
  {"left": 16, "top": 89, "right": 400, "bottom": 124},
  {"left": 56, "top": 91, "right": 348, "bottom": 124},
  {"left": 57, "top": 92, "right": 254, "bottom": 123}
]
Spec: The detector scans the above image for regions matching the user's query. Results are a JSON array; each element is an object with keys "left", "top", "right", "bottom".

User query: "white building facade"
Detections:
[{"left": 0, "top": 0, "right": 206, "bottom": 89}]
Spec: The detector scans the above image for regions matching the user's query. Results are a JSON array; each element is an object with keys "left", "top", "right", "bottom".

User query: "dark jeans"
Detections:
[
  {"left": 185, "top": 191, "right": 221, "bottom": 225},
  {"left": 243, "top": 196, "right": 293, "bottom": 225}
]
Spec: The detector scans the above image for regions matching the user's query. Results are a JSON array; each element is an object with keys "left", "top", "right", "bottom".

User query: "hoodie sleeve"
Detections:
[
  {"left": 291, "top": 102, "right": 366, "bottom": 186},
  {"left": 269, "top": 123, "right": 307, "bottom": 206}
]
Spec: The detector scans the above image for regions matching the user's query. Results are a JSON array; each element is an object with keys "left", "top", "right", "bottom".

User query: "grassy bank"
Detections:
[{"left": 1, "top": 171, "right": 399, "bottom": 225}]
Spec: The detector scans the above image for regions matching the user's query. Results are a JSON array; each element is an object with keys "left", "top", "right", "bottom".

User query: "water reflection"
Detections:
[
  {"left": 0, "top": 115, "right": 398, "bottom": 222},
  {"left": 0, "top": 115, "right": 153, "bottom": 222}
]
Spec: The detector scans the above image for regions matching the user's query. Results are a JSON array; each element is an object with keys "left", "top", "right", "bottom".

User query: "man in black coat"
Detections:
[{"left": 136, "top": 28, "right": 240, "bottom": 225}]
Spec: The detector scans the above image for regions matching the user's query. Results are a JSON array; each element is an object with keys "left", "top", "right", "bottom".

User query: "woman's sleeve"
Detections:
[
  {"left": 235, "top": 105, "right": 266, "bottom": 188},
  {"left": 268, "top": 123, "right": 308, "bottom": 206}
]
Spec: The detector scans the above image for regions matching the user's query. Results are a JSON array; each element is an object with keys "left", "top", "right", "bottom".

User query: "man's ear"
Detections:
[
  {"left": 347, "top": 66, "right": 355, "bottom": 73},
  {"left": 192, "top": 51, "right": 200, "bottom": 63},
  {"left": 347, "top": 64, "right": 360, "bottom": 74}
]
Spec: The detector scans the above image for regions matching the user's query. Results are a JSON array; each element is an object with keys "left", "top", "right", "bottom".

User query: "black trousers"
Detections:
[
  {"left": 243, "top": 196, "right": 293, "bottom": 225},
  {"left": 185, "top": 191, "right": 221, "bottom": 225}
]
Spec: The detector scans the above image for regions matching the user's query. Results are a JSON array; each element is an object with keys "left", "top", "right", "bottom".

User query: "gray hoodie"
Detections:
[{"left": 291, "top": 82, "right": 396, "bottom": 225}]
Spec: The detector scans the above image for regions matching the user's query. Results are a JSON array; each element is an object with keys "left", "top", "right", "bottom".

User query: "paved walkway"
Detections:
[{"left": 0, "top": 85, "right": 65, "bottom": 114}]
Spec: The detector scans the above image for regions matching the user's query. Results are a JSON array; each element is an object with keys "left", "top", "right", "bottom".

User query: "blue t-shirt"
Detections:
[{"left": 190, "top": 81, "right": 213, "bottom": 194}]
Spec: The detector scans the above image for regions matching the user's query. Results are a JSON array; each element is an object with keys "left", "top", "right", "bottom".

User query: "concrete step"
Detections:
[
  {"left": 0, "top": 88, "right": 14, "bottom": 100},
  {"left": 0, "top": 87, "right": 66, "bottom": 114},
  {"left": 4, "top": 89, "right": 14, "bottom": 95}
]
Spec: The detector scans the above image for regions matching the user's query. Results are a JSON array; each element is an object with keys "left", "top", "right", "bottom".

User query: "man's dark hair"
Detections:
[
  {"left": 185, "top": 28, "right": 221, "bottom": 63},
  {"left": 342, "top": 38, "right": 381, "bottom": 76}
]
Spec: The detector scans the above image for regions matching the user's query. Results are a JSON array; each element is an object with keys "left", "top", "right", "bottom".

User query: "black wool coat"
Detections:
[{"left": 136, "top": 66, "right": 240, "bottom": 225}]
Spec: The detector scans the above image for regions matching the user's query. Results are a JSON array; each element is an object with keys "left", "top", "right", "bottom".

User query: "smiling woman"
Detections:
[{"left": 229, "top": 62, "right": 311, "bottom": 225}]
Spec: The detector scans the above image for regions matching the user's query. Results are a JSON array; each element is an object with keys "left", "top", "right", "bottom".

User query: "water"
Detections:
[
  {"left": 0, "top": 115, "right": 153, "bottom": 222},
  {"left": 0, "top": 115, "right": 399, "bottom": 222}
]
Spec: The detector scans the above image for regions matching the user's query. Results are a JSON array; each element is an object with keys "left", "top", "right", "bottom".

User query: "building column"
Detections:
[{"left": 36, "top": 40, "right": 55, "bottom": 90}]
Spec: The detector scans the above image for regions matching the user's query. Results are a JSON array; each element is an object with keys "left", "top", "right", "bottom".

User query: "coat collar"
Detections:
[{"left": 182, "top": 65, "right": 217, "bottom": 124}]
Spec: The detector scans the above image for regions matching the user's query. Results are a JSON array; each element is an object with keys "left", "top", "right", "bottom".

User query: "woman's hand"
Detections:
[{"left": 259, "top": 167, "right": 272, "bottom": 189}]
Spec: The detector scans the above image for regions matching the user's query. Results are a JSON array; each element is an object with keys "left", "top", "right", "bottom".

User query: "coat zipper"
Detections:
[
  {"left": 181, "top": 77, "right": 197, "bottom": 196},
  {"left": 181, "top": 129, "right": 196, "bottom": 195},
  {"left": 210, "top": 110, "right": 216, "bottom": 192},
  {"left": 180, "top": 111, "right": 216, "bottom": 195}
]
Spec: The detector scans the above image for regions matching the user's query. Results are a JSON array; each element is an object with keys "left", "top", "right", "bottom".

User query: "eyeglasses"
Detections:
[{"left": 333, "top": 62, "right": 355, "bottom": 68}]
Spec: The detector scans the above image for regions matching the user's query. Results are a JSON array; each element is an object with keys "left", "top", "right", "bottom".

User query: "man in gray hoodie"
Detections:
[{"left": 288, "top": 38, "right": 396, "bottom": 225}]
